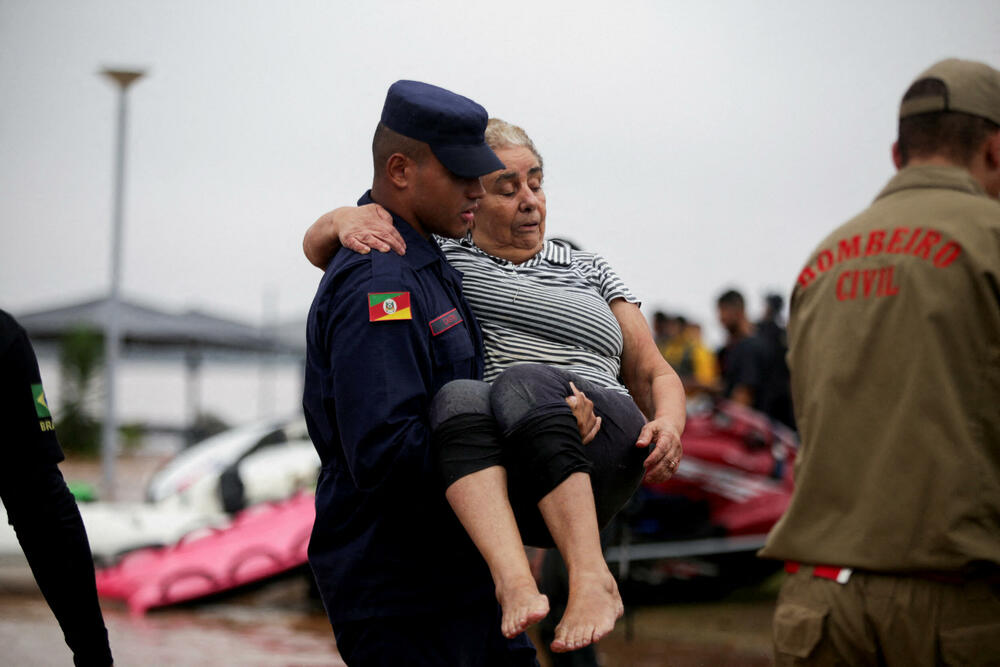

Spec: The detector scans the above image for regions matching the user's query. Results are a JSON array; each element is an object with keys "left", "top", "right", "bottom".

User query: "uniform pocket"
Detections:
[
  {"left": 774, "top": 602, "right": 828, "bottom": 659},
  {"left": 431, "top": 324, "right": 474, "bottom": 367},
  {"left": 939, "top": 622, "right": 1000, "bottom": 666}
]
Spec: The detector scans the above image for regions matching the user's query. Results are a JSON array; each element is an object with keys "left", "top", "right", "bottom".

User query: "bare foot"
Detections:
[
  {"left": 497, "top": 578, "right": 550, "bottom": 638},
  {"left": 550, "top": 570, "right": 623, "bottom": 653}
]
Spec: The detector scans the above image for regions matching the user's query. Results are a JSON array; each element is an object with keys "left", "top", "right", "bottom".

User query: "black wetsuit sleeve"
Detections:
[{"left": 1, "top": 464, "right": 113, "bottom": 666}]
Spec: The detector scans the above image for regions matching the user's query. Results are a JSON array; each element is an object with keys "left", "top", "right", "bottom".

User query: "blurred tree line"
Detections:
[{"left": 56, "top": 327, "right": 103, "bottom": 456}]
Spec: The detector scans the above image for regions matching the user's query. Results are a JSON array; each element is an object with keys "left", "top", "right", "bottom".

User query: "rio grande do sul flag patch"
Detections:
[{"left": 368, "top": 292, "right": 412, "bottom": 322}]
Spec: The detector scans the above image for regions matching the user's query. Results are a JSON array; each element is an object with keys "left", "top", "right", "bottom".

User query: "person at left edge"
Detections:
[
  {"left": 0, "top": 309, "right": 114, "bottom": 667},
  {"left": 303, "top": 80, "right": 539, "bottom": 666}
]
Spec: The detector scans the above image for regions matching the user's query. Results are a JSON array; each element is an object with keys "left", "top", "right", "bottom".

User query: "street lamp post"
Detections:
[{"left": 100, "top": 68, "right": 145, "bottom": 501}]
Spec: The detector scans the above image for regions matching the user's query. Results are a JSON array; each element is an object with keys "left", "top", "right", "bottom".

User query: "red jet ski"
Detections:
[{"left": 606, "top": 399, "right": 798, "bottom": 596}]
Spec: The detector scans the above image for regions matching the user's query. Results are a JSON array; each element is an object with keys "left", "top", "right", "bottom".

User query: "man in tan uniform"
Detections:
[{"left": 760, "top": 58, "right": 1000, "bottom": 665}]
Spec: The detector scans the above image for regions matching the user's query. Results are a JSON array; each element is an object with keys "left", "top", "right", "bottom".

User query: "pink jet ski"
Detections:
[{"left": 96, "top": 492, "right": 315, "bottom": 615}]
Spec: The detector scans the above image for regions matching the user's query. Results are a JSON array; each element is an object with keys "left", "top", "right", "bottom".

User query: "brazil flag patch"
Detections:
[
  {"left": 32, "top": 383, "right": 51, "bottom": 418},
  {"left": 368, "top": 292, "right": 412, "bottom": 322}
]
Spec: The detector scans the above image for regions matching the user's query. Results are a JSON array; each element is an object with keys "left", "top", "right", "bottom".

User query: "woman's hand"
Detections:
[
  {"left": 303, "top": 204, "right": 406, "bottom": 268},
  {"left": 339, "top": 204, "right": 404, "bottom": 255},
  {"left": 565, "top": 381, "right": 601, "bottom": 445},
  {"left": 635, "top": 417, "right": 683, "bottom": 483}
]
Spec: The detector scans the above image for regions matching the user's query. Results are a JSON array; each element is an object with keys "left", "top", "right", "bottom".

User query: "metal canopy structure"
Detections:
[
  {"left": 17, "top": 295, "right": 304, "bottom": 357},
  {"left": 16, "top": 295, "right": 305, "bottom": 498}
]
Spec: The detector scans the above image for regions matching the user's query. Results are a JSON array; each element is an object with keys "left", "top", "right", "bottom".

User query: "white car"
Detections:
[
  {"left": 146, "top": 416, "right": 319, "bottom": 515},
  {"left": 2, "top": 418, "right": 320, "bottom": 565}
]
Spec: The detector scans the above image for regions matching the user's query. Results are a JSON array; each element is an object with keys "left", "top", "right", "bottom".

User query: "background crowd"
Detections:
[{"left": 651, "top": 288, "right": 795, "bottom": 432}]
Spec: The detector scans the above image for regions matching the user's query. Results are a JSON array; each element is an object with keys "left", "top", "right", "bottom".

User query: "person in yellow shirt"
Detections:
[{"left": 654, "top": 312, "right": 719, "bottom": 395}]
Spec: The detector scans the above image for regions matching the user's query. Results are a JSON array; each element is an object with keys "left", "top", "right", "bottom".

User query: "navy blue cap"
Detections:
[{"left": 380, "top": 80, "right": 505, "bottom": 179}]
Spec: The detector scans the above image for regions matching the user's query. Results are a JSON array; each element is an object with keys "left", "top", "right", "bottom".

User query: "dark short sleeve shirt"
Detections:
[
  {"left": 303, "top": 192, "right": 492, "bottom": 624},
  {"left": 718, "top": 335, "right": 766, "bottom": 404},
  {"left": 0, "top": 310, "right": 64, "bottom": 467}
]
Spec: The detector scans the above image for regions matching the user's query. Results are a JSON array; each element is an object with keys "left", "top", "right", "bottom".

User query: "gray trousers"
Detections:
[{"left": 430, "top": 363, "right": 646, "bottom": 547}]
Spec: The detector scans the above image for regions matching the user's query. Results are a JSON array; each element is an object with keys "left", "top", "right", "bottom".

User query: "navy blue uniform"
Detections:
[
  {"left": 303, "top": 193, "right": 536, "bottom": 665},
  {"left": 0, "top": 310, "right": 113, "bottom": 667}
]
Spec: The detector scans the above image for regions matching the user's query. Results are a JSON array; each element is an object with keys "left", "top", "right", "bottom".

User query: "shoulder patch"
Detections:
[
  {"left": 32, "top": 383, "right": 56, "bottom": 432},
  {"left": 32, "top": 384, "right": 51, "bottom": 418},
  {"left": 369, "top": 292, "right": 412, "bottom": 321}
]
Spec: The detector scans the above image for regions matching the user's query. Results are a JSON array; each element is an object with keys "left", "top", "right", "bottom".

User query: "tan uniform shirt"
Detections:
[{"left": 761, "top": 165, "right": 1000, "bottom": 573}]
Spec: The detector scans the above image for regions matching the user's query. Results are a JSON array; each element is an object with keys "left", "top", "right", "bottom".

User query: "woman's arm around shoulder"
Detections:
[{"left": 303, "top": 204, "right": 405, "bottom": 268}]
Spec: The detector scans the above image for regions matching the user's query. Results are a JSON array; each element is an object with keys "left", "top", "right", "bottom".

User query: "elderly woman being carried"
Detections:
[{"left": 304, "top": 119, "right": 686, "bottom": 653}]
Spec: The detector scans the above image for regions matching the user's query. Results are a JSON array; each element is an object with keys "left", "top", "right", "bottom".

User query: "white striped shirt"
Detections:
[{"left": 436, "top": 235, "right": 640, "bottom": 395}]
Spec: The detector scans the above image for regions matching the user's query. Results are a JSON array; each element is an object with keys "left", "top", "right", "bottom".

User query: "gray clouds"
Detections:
[{"left": 2, "top": 0, "right": 999, "bottom": 343}]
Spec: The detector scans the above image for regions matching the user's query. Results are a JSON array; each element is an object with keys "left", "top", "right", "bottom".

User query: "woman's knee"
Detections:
[
  {"left": 429, "top": 379, "right": 492, "bottom": 431},
  {"left": 430, "top": 380, "right": 504, "bottom": 489}
]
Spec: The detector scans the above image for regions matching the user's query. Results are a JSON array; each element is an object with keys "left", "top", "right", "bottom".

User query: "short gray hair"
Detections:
[{"left": 485, "top": 118, "right": 543, "bottom": 169}]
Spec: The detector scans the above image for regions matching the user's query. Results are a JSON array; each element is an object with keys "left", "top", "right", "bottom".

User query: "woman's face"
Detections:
[{"left": 472, "top": 145, "right": 546, "bottom": 263}]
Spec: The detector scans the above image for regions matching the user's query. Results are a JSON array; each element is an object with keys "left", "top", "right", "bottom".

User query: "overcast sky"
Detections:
[{"left": 3, "top": 0, "right": 999, "bottom": 348}]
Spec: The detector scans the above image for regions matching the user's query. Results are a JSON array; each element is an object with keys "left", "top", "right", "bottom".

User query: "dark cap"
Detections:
[
  {"left": 380, "top": 80, "right": 505, "bottom": 179},
  {"left": 899, "top": 58, "right": 1000, "bottom": 127}
]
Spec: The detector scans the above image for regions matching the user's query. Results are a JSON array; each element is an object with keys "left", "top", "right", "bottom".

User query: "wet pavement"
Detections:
[
  {"left": 1, "top": 571, "right": 775, "bottom": 666},
  {"left": 0, "top": 573, "right": 343, "bottom": 666},
  {"left": 0, "top": 454, "right": 777, "bottom": 665},
  {"left": 591, "top": 601, "right": 775, "bottom": 667}
]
